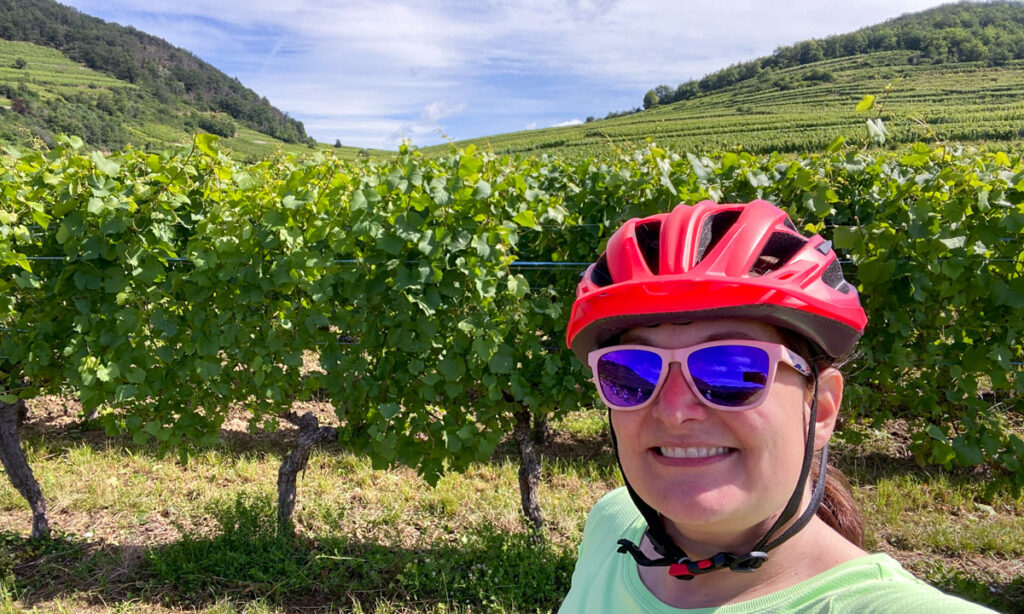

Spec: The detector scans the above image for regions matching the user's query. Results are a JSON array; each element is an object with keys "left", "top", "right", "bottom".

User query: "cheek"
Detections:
[
  {"left": 757, "top": 390, "right": 811, "bottom": 467},
  {"left": 739, "top": 387, "right": 809, "bottom": 459},
  {"left": 609, "top": 412, "right": 650, "bottom": 478},
  {"left": 609, "top": 411, "right": 642, "bottom": 449}
]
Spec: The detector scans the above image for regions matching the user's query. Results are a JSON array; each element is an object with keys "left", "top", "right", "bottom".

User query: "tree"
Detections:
[
  {"left": 197, "top": 114, "right": 236, "bottom": 137},
  {"left": 12, "top": 57, "right": 26, "bottom": 69},
  {"left": 988, "top": 42, "right": 1012, "bottom": 65},
  {"left": 653, "top": 84, "right": 674, "bottom": 105},
  {"left": 674, "top": 82, "right": 698, "bottom": 101},
  {"left": 958, "top": 39, "right": 987, "bottom": 62},
  {"left": 642, "top": 89, "right": 659, "bottom": 110},
  {"left": 796, "top": 40, "right": 824, "bottom": 64},
  {"left": 334, "top": 139, "right": 342, "bottom": 148},
  {"left": 922, "top": 33, "right": 950, "bottom": 62}
]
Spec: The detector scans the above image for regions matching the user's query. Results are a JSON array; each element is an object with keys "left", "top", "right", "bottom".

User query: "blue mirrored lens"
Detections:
[
  {"left": 597, "top": 349, "right": 663, "bottom": 407},
  {"left": 687, "top": 345, "right": 770, "bottom": 407}
]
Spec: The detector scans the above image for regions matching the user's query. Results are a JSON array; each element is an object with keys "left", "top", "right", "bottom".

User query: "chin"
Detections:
[{"left": 647, "top": 484, "right": 746, "bottom": 522}]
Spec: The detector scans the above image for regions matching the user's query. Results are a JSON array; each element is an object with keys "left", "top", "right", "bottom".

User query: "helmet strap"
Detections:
[{"left": 609, "top": 364, "right": 829, "bottom": 581}]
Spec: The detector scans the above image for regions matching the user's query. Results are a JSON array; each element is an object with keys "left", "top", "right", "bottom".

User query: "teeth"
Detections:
[{"left": 660, "top": 446, "right": 730, "bottom": 458}]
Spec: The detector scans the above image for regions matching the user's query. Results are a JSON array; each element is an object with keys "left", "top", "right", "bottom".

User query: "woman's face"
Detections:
[{"left": 608, "top": 319, "right": 839, "bottom": 548}]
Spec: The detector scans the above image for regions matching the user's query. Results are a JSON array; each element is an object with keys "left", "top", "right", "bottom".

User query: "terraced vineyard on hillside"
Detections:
[
  {"left": 0, "top": 39, "right": 128, "bottom": 91},
  {"left": 436, "top": 51, "right": 1024, "bottom": 158},
  {"left": 0, "top": 39, "right": 390, "bottom": 159}
]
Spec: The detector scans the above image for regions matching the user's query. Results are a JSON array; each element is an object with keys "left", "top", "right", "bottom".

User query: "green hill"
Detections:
[
  {"left": 0, "top": 0, "right": 375, "bottom": 157},
  {"left": 432, "top": 2, "right": 1024, "bottom": 158}
]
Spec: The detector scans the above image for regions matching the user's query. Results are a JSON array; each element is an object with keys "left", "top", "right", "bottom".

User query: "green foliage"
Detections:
[
  {"left": 195, "top": 115, "right": 237, "bottom": 139},
  {"left": 1, "top": 137, "right": 1022, "bottom": 490},
  {"left": 316, "top": 144, "right": 589, "bottom": 484}
]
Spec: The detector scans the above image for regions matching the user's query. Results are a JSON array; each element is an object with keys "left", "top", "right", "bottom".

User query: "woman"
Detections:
[{"left": 559, "top": 200, "right": 996, "bottom": 612}]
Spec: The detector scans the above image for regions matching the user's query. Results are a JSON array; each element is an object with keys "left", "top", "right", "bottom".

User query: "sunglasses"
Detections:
[{"left": 587, "top": 340, "right": 811, "bottom": 412}]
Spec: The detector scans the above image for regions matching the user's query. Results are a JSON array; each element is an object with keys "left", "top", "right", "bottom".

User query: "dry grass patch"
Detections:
[{"left": 1, "top": 401, "right": 1021, "bottom": 612}]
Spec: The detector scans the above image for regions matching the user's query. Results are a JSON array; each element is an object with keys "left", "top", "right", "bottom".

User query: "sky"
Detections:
[{"left": 58, "top": 0, "right": 956, "bottom": 150}]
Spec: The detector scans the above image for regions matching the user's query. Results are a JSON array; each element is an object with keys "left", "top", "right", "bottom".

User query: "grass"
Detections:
[{"left": 0, "top": 403, "right": 1022, "bottom": 613}]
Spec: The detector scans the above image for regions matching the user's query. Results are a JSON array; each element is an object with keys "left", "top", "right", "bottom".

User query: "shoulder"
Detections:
[
  {"left": 587, "top": 486, "right": 640, "bottom": 522},
  {"left": 579, "top": 486, "right": 643, "bottom": 545},
  {"left": 797, "top": 553, "right": 1001, "bottom": 613},
  {"left": 559, "top": 488, "right": 649, "bottom": 614}
]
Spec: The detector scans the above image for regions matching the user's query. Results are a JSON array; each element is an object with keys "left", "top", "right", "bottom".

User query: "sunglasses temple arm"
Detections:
[{"left": 782, "top": 347, "right": 812, "bottom": 376}]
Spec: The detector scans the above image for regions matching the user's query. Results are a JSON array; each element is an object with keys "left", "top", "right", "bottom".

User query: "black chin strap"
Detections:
[{"left": 610, "top": 366, "right": 828, "bottom": 581}]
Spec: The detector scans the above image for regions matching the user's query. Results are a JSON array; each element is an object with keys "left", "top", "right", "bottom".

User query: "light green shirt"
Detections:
[{"left": 559, "top": 487, "right": 999, "bottom": 613}]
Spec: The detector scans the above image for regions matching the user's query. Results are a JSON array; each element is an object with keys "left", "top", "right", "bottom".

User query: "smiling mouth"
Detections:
[{"left": 657, "top": 446, "right": 733, "bottom": 459}]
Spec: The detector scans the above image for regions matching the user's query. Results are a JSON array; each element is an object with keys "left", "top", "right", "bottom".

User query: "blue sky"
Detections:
[{"left": 59, "top": 0, "right": 955, "bottom": 149}]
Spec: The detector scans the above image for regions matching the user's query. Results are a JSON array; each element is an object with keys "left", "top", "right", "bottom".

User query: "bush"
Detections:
[
  {"left": 10, "top": 98, "right": 30, "bottom": 115},
  {"left": 196, "top": 114, "right": 236, "bottom": 138},
  {"left": 802, "top": 68, "right": 835, "bottom": 82}
]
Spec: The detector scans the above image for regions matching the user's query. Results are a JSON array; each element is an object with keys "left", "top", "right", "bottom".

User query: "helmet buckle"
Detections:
[{"left": 729, "top": 551, "right": 769, "bottom": 572}]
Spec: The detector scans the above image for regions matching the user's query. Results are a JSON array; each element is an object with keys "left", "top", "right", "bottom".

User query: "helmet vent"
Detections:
[
  {"left": 695, "top": 210, "right": 742, "bottom": 264},
  {"left": 783, "top": 218, "right": 798, "bottom": 232},
  {"left": 750, "top": 232, "right": 806, "bottom": 277},
  {"left": 590, "top": 254, "right": 614, "bottom": 287},
  {"left": 635, "top": 221, "right": 662, "bottom": 275},
  {"left": 822, "top": 259, "right": 851, "bottom": 293}
]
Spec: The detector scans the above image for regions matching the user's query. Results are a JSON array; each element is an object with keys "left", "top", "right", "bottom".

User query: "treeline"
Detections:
[
  {"left": 0, "top": 0, "right": 312, "bottom": 144},
  {"left": 643, "top": 1, "right": 1024, "bottom": 109}
]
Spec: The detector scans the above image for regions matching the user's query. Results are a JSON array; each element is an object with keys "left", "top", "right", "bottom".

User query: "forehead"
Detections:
[{"left": 619, "top": 319, "right": 785, "bottom": 347}]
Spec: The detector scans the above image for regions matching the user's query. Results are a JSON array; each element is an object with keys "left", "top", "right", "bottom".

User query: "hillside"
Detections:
[
  {"left": 642, "top": 1, "right": 1024, "bottom": 109},
  {"left": 0, "top": 0, "right": 338, "bottom": 155},
  {"left": 432, "top": 2, "right": 1024, "bottom": 158}
]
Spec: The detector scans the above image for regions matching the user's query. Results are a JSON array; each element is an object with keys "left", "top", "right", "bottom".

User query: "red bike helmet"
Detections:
[{"left": 566, "top": 199, "right": 866, "bottom": 361}]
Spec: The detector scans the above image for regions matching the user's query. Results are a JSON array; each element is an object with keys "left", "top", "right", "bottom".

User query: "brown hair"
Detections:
[{"left": 813, "top": 453, "right": 864, "bottom": 548}]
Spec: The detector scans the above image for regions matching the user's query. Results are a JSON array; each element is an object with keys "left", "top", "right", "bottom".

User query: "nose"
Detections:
[{"left": 650, "top": 362, "right": 709, "bottom": 425}]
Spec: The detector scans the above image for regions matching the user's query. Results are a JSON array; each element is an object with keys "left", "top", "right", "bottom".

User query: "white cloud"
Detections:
[
  {"left": 525, "top": 122, "right": 538, "bottom": 130},
  {"left": 550, "top": 118, "right": 584, "bottom": 127},
  {"left": 421, "top": 101, "right": 468, "bottom": 122}
]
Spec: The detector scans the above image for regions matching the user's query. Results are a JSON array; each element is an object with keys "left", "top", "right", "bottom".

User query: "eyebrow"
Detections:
[
  {"left": 620, "top": 330, "right": 762, "bottom": 345},
  {"left": 704, "top": 332, "right": 760, "bottom": 342}
]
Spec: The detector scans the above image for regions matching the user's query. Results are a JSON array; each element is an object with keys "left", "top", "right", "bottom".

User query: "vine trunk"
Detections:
[
  {"left": 277, "top": 411, "right": 337, "bottom": 538},
  {"left": 0, "top": 399, "right": 50, "bottom": 539},
  {"left": 514, "top": 407, "right": 544, "bottom": 532}
]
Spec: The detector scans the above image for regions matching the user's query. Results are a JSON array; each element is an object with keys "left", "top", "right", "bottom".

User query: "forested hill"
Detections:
[
  {"left": 641, "top": 1, "right": 1024, "bottom": 110},
  {"left": 0, "top": 0, "right": 312, "bottom": 145}
]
